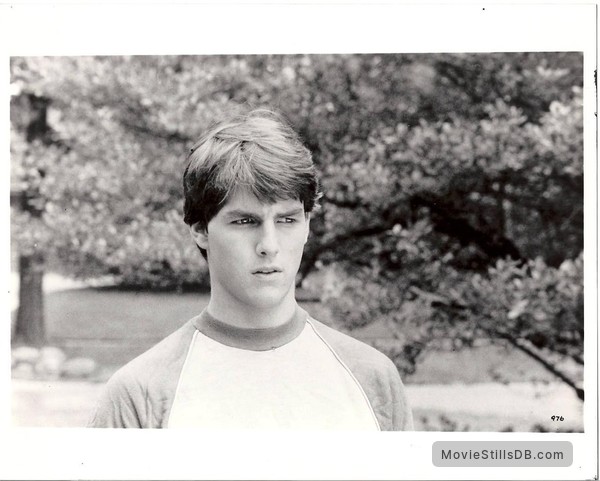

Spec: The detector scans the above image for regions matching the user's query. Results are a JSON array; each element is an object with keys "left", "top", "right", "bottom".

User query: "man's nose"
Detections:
[{"left": 256, "top": 223, "right": 279, "bottom": 257}]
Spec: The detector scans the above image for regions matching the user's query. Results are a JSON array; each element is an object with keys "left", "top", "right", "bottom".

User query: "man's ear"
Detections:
[{"left": 189, "top": 222, "right": 209, "bottom": 250}]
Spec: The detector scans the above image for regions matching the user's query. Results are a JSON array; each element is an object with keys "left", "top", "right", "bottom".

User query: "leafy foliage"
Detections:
[{"left": 11, "top": 53, "right": 584, "bottom": 395}]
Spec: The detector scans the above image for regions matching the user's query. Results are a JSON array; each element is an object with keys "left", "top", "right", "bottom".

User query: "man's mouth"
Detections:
[{"left": 253, "top": 267, "right": 282, "bottom": 275}]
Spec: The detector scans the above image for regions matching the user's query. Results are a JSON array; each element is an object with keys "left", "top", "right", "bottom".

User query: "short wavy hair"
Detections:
[{"left": 183, "top": 108, "right": 321, "bottom": 258}]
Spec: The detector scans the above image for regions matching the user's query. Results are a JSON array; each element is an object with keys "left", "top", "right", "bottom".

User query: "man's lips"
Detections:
[{"left": 252, "top": 267, "right": 282, "bottom": 275}]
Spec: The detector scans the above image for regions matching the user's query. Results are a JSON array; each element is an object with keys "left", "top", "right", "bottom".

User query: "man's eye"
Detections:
[
  {"left": 233, "top": 218, "right": 255, "bottom": 225},
  {"left": 278, "top": 217, "right": 297, "bottom": 224}
]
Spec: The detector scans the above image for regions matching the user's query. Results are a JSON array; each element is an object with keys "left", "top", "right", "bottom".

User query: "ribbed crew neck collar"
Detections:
[{"left": 192, "top": 307, "right": 307, "bottom": 351}]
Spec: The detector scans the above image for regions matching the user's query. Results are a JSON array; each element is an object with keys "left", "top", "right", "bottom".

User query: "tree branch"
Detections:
[
  {"left": 496, "top": 332, "right": 584, "bottom": 401},
  {"left": 413, "top": 194, "right": 524, "bottom": 261},
  {"left": 419, "top": 294, "right": 584, "bottom": 402},
  {"left": 297, "top": 217, "right": 405, "bottom": 284}
]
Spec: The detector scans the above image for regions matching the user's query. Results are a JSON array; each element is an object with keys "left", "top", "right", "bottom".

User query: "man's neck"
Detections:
[{"left": 205, "top": 294, "right": 298, "bottom": 329}]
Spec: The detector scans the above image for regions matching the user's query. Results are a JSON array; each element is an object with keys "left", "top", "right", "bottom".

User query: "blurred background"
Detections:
[{"left": 10, "top": 53, "right": 584, "bottom": 431}]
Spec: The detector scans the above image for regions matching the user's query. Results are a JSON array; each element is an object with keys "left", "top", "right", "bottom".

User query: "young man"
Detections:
[{"left": 89, "top": 109, "right": 413, "bottom": 430}]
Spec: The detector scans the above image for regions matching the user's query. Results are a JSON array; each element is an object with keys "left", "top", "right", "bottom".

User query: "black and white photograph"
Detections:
[
  {"left": 9, "top": 51, "right": 585, "bottom": 431},
  {"left": 1, "top": 3, "right": 597, "bottom": 480}
]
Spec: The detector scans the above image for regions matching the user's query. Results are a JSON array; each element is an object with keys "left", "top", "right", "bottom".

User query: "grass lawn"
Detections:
[
  {"left": 45, "top": 287, "right": 209, "bottom": 340},
  {"left": 20, "top": 287, "right": 580, "bottom": 387},
  {"left": 38, "top": 288, "right": 209, "bottom": 367},
  {"left": 32, "top": 287, "right": 336, "bottom": 369}
]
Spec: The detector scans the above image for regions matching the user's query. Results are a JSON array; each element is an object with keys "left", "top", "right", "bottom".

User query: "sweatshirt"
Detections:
[{"left": 88, "top": 307, "right": 413, "bottom": 430}]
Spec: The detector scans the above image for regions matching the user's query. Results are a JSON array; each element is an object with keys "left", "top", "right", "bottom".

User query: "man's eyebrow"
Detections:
[
  {"left": 277, "top": 208, "right": 305, "bottom": 217},
  {"left": 222, "top": 209, "right": 259, "bottom": 219},
  {"left": 222, "top": 207, "right": 304, "bottom": 219}
]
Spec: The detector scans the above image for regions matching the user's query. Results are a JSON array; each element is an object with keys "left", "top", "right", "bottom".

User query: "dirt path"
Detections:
[
  {"left": 12, "top": 379, "right": 583, "bottom": 431},
  {"left": 408, "top": 382, "right": 583, "bottom": 431}
]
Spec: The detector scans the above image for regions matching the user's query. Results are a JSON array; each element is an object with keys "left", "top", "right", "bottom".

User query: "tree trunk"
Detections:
[
  {"left": 12, "top": 93, "right": 51, "bottom": 347},
  {"left": 14, "top": 252, "right": 46, "bottom": 346}
]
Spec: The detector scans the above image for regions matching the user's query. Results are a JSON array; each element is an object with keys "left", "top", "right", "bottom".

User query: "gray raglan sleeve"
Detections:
[
  {"left": 382, "top": 357, "right": 414, "bottom": 431},
  {"left": 87, "top": 321, "right": 198, "bottom": 428},
  {"left": 87, "top": 368, "right": 146, "bottom": 428}
]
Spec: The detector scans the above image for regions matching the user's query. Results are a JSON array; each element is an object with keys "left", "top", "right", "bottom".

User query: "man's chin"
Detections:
[
  {"left": 244, "top": 287, "right": 294, "bottom": 310},
  {"left": 246, "top": 296, "right": 288, "bottom": 310}
]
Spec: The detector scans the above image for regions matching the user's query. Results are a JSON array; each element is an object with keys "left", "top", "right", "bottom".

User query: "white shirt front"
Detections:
[{"left": 167, "top": 320, "right": 380, "bottom": 430}]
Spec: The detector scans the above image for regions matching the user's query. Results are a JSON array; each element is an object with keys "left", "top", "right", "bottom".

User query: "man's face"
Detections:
[{"left": 191, "top": 188, "right": 310, "bottom": 312}]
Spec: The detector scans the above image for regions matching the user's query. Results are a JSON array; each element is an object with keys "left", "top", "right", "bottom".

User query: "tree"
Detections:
[
  {"left": 455, "top": 255, "right": 584, "bottom": 400},
  {"left": 319, "top": 61, "right": 583, "bottom": 399},
  {"left": 10, "top": 53, "right": 584, "bottom": 400},
  {"left": 11, "top": 92, "right": 58, "bottom": 345}
]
